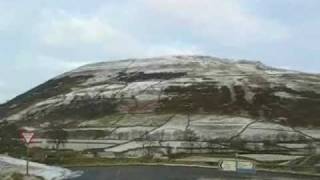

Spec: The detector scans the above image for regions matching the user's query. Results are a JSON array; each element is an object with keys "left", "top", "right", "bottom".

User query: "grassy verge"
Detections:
[
  {"left": 60, "top": 157, "right": 210, "bottom": 168},
  {"left": 24, "top": 149, "right": 320, "bottom": 177},
  {"left": 0, "top": 172, "right": 44, "bottom": 180}
]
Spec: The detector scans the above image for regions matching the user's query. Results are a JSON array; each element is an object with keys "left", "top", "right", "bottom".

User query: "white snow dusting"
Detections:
[{"left": 0, "top": 155, "right": 81, "bottom": 180}]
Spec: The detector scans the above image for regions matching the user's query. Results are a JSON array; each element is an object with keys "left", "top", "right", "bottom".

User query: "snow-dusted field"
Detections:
[
  {"left": 105, "top": 141, "right": 143, "bottom": 153},
  {"left": 239, "top": 154, "right": 303, "bottom": 162},
  {"left": 277, "top": 143, "right": 307, "bottom": 149},
  {"left": 238, "top": 121, "right": 304, "bottom": 141},
  {"left": 176, "top": 156, "right": 235, "bottom": 163},
  {"left": 0, "top": 155, "right": 81, "bottom": 180},
  {"left": 29, "top": 139, "right": 126, "bottom": 151},
  {"left": 114, "top": 114, "right": 172, "bottom": 127},
  {"left": 108, "top": 126, "right": 155, "bottom": 140},
  {"left": 297, "top": 128, "right": 320, "bottom": 139},
  {"left": 189, "top": 115, "right": 253, "bottom": 140},
  {"left": 155, "top": 114, "right": 188, "bottom": 132}
]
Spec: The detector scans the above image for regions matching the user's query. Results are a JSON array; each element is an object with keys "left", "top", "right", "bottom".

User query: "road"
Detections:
[{"left": 68, "top": 165, "right": 319, "bottom": 180}]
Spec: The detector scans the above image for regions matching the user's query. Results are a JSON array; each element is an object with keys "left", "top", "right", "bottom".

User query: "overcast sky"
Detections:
[{"left": 1, "top": 0, "right": 320, "bottom": 103}]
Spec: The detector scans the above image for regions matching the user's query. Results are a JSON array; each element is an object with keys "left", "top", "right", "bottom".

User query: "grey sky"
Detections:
[{"left": 0, "top": 0, "right": 320, "bottom": 103}]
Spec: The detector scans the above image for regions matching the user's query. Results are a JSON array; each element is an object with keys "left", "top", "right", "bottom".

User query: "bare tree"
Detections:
[
  {"left": 47, "top": 126, "right": 68, "bottom": 151},
  {"left": 159, "top": 130, "right": 166, "bottom": 142},
  {"left": 206, "top": 139, "right": 216, "bottom": 153},
  {"left": 165, "top": 143, "right": 173, "bottom": 159},
  {"left": 230, "top": 138, "right": 246, "bottom": 149},
  {"left": 184, "top": 129, "right": 199, "bottom": 153},
  {"left": 152, "top": 130, "right": 166, "bottom": 145},
  {"left": 141, "top": 134, "right": 156, "bottom": 158},
  {"left": 131, "top": 95, "right": 138, "bottom": 107},
  {"left": 173, "top": 130, "right": 184, "bottom": 141},
  {"left": 276, "top": 132, "right": 289, "bottom": 142},
  {"left": 307, "top": 141, "right": 316, "bottom": 154}
]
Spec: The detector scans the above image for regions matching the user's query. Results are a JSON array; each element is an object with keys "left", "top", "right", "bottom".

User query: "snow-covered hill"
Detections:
[{"left": 0, "top": 55, "right": 320, "bottom": 154}]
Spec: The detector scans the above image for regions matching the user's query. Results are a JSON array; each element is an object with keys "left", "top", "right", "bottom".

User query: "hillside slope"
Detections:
[
  {"left": 1, "top": 55, "right": 320, "bottom": 154},
  {"left": 1, "top": 56, "right": 319, "bottom": 126}
]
